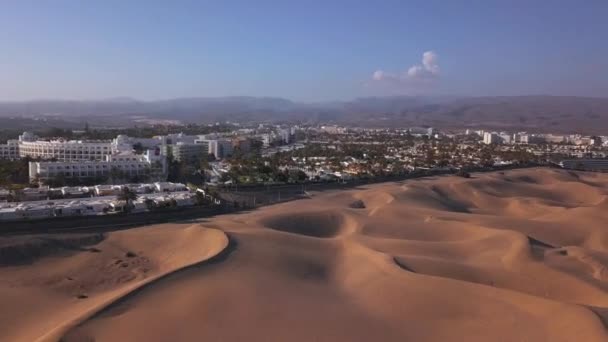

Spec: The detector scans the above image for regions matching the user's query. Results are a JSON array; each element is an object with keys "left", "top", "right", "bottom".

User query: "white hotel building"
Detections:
[
  {"left": 29, "top": 150, "right": 167, "bottom": 183},
  {"left": 0, "top": 132, "right": 169, "bottom": 183},
  {"left": 16, "top": 131, "right": 114, "bottom": 161},
  {"left": 0, "top": 131, "right": 230, "bottom": 183}
]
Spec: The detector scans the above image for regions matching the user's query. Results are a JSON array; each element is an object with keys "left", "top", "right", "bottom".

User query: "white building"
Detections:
[
  {"left": 163, "top": 142, "right": 207, "bottom": 163},
  {"left": 498, "top": 133, "right": 512, "bottom": 144},
  {"left": 513, "top": 133, "right": 530, "bottom": 144},
  {"left": 261, "top": 134, "right": 272, "bottom": 147},
  {"left": 0, "top": 132, "right": 169, "bottom": 162},
  {"left": 112, "top": 135, "right": 162, "bottom": 152},
  {"left": 29, "top": 149, "right": 167, "bottom": 183},
  {"left": 94, "top": 184, "right": 123, "bottom": 196},
  {"left": 279, "top": 128, "right": 291, "bottom": 144},
  {"left": 207, "top": 139, "right": 233, "bottom": 159},
  {"left": 17, "top": 131, "right": 114, "bottom": 161},
  {"left": 154, "top": 182, "right": 188, "bottom": 192},
  {"left": 157, "top": 133, "right": 198, "bottom": 145},
  {"left": 0, "top": 140, "right": 19, "bottom": 160},
  {"left": 0, "top": 188, "right": 10, "bottom": 201},
  {"left": 543, "top": 134, "right": 567, "bottom": 144},
  {"left": 483, "top": 132, "right": 500, "bottom": 144}
]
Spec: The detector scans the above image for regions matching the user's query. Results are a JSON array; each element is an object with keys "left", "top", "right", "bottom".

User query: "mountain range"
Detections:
[{"left": 0, "top": 95, "right": 607, "bottom": 134}]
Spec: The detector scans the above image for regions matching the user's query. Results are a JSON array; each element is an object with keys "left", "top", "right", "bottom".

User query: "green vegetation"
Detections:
[
  {"left": 0, "top": 158, "right": 33, "bottom": 188},
  {"left": 116, "top": 187, "right": 138, "bottom": 212}
]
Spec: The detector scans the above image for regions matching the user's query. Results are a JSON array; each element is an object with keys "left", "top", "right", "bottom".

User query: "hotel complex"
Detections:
[
  {"left": 17, "top": 132, "right": 113, "bottom": 161},
  {"left": 0, "top": 131, "right": 253, "bottom": 184},
  {"left": 28, "top": 150, "right": 167, "bottom": 183}
]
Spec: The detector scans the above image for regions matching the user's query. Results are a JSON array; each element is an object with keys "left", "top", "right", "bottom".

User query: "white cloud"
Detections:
[
  {"left": 422, "top": 51, "right": 439, "bottom": 74},
  {"left": 371, "top": 51, "right": 440, "bottom": 88},
  {"left": 372, "top": 70, "right": 385, "bottom": 81}
]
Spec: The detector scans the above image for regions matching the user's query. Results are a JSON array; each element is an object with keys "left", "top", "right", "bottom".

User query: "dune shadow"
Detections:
[
  {"left": 588, "top": 306, "right": 608, "bottom": 330},
  {"left": 261, "top": 211, "right": 346, "bottom": 238},
  {"left": 0, "top": 234, "right": 105, "bottom": 266},
  {"left": 393, "top": 257, "right": 417, "bottom": 273}
]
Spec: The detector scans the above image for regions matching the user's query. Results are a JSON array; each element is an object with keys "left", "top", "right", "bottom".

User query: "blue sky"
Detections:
[{"left": 1, "top": 0, "right": 607, "bottom": 101}]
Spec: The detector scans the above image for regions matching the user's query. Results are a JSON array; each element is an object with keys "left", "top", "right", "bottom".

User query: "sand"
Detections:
[{"left": 2, "top": 168, "right": 608, "bottom": 341}]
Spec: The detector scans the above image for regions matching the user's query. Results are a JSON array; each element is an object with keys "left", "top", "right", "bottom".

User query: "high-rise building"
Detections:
[
  {"left": 483, "top": 132, "right": 500, "bottom": 144},
  {"left": 207, "top": 139, "right": 234, "bottom": 159},
  {"left": 233, "top": 138, "right": 251, "bottom": 154},
  {"left": 163, "top": 142, "right": 207, "bottom": 163},
  {"left": 279, "top": 128, "right": 291, "bottom": 144}
]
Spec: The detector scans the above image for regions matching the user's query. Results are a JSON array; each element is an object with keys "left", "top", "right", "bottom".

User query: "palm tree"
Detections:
[{"left": 116, "top": 187, "right": 138, "bottom": 212}]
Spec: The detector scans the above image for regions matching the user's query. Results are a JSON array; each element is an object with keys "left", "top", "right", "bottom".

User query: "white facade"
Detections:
[
  {"left": 112, "top": 135, "right": 162, "bottom": 152},
  {"left": 0, "top": 140, "right": 19, "bottom": 160},
  {"left": 18, "top": 136, "right": 113, "bottom": 161},
  {"left": 157, "top": 133, "right": 198, "bottom": 145},
  {"left": 261, "top": 134, "right": 272, "bottom": 147},
  {"left": 154, "top": 182, "right": 188, "bottom": 192},
  {"left": 483, "top": 132, "right": 500, "bottom": 144},
  {"left": 279, "top": 128, "right": 291, "bottom": 144},
  {"left": 29, "top": 150, "right": 167, "bottom": 183},
  {"left": 1, "top": 132, "right": 168, "bottom": 162},
  {"left": 513, "top": 133, "right": 530, "bottom": 144},
  {"left": 499, "top": 133, "right": 512, "bottom": 144},
  {"left": 164, "top": 142, "right": 207, "bottom": 162},
  {"left": 207, "top": 139, "right": 233, "bottom": 159}
]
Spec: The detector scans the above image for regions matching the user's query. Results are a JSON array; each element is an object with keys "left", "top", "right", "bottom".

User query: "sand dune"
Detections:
[
  {"left": 2, "top": 168, "right": 608, "bottom": 341},
  {"left": 0, "top": 224, "right": 228, "bottom": 342}
]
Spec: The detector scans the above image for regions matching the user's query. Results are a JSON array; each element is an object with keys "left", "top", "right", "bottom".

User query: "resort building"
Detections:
[
  {"left": 28, "top": 149, "right": 167, "bottom": 183},
  {"left": 17, "top": 132, "right": 114, "bottom": 161}
]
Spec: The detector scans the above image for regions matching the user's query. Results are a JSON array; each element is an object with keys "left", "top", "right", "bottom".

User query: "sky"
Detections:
[{"left": 0, "top": 0, "right": 607, "bottom": 102}]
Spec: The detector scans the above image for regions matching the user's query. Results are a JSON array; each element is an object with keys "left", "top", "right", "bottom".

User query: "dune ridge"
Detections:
[
  {"left": 2, "top": 168, "right": 608, "bottom": 341},
  {"left": 0, "top": 225, "right": 228, "bottom": 342}
]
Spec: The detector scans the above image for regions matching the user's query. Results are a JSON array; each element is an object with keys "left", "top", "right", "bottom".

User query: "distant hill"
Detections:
[
  {"left": 0, "top": 95, "right": 607, "bottom": 133},
  {"left": 339, "top": 95, "right": 608, "bottom": 133}
]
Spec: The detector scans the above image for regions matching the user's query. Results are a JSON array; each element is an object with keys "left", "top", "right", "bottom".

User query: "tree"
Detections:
[
  {"left": 116, "top": 187, "right": 138, "bottom": 212},
  {"left": 425, "top": 148, "right": 436, "bottom": 166},
  {"left": 199, "top": 157, "right": 210, "bottom": 171},
  {"left": 132, "top": 142, "right": 145, "bottom": 154},
  {"left": 292, "top": 170, "right": 308, "bottom": 182},
  {"left": 274, "top": 170, "right": 289, "bottom": 183},
  {"left": 144, "top": 198, "right": 156, "bottom": 211}
]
